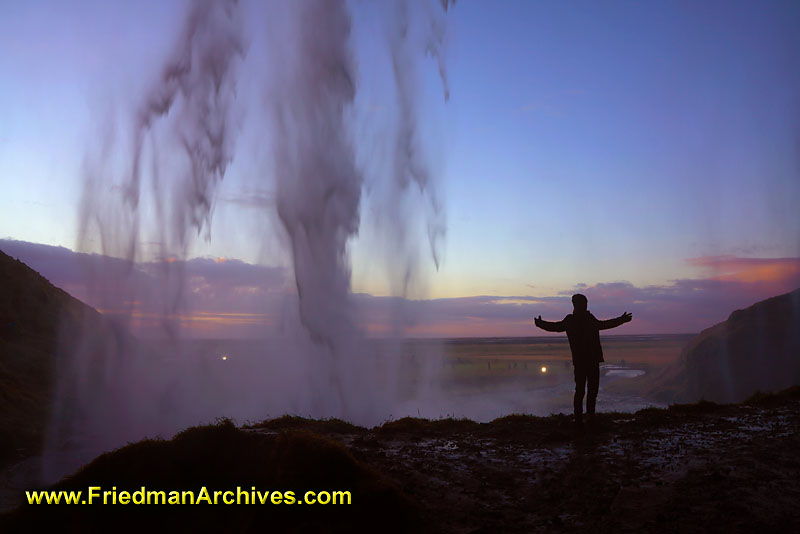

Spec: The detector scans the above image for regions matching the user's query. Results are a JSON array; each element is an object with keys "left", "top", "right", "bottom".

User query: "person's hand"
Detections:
[
  {"left": 534, "top": 315, "right": 543, "bottom": 327},
  {"left": 620, "top": 312, "right": 632, "bottom": 323}
]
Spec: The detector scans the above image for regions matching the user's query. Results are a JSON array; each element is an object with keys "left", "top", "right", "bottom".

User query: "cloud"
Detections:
[
  {"left": 0, "top": 239, "right": 111, "bottom": 287},
  {"left": 687, "top": 255, "right": 800, "bottom": 284},
  {"left": 142, "top": 256, "right": 286, "bottom": 294},
  {"left": 0, "top": 239, "right": 289, "bottom": 337},
  {"left": 3, "top": 239, "right": 798, "bottom": 339},
  {"left": 354, "top": 257, "right": 800, "bottom": 337}
]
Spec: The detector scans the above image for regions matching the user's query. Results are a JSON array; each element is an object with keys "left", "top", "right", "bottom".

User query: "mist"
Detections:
[{"left": 46, "top": 0, "right": 455, "bottom": 470}]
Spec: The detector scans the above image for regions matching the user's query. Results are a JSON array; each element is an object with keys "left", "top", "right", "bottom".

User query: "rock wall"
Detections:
[{"left": 675, "top": 288, "right": 800, "bottom": 403}]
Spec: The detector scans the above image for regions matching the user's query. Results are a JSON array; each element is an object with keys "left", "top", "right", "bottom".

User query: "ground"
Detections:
[
  {"left": 244, "top": 388, "right": 800, "bottom": 533},
  {"left": 2, "top": 389, "right": 799, "bottom": 532}
]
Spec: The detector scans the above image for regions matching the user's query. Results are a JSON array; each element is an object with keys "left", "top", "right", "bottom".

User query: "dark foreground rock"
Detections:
[{"left": 3, "top": 388, "right": 799, "bottom": 533}]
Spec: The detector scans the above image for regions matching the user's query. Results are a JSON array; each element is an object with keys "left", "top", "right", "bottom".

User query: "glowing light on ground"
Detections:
[{"left": 541, "top": 366, "right": 547, "bottom": 373}]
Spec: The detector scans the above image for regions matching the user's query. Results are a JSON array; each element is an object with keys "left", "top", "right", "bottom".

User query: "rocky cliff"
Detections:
[
  {"left": 660, "top": 288, "right": 800, "bottom": 403},
  {"left": 0, "top": 248, "right": 110, "bottom": 466}
]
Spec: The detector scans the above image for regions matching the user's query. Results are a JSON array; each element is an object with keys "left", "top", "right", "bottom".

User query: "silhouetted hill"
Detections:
[
  {"left": 655, "top": 288, "right": 800, "bottom": 403},
  {"left": 0, "top": 248, "right": 111, "bottom": 467},
  {"left": 1, "top": 419, "right": 415, "bottom": 533}
]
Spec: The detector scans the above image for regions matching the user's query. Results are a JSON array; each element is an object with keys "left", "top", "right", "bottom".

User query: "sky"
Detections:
[{"left": 1, "top": 0, "right": 799, "bottom": 337}]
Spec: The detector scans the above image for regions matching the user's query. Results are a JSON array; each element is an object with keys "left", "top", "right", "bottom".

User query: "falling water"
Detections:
[{"left": 47, "top": 0, "right": 453, "bottom": 473}]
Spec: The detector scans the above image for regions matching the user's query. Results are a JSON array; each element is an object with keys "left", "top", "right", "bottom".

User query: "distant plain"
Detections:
[{"left": 154, "top": 334, "right": 695, "bottom": 422}]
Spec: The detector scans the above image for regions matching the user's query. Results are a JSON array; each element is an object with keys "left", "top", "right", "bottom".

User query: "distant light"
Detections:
[
  {"left": 221, "top": 355, "right": 228, "bottom": 361},
  {"left": 541, "top": 366, "right": 547, "bottom": 373}
]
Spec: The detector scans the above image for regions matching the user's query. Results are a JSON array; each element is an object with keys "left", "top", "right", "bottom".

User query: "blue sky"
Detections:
[
  {"left": 435, "top": 0, "right": 800, "bottom": 294},
  {"left": 1, "top": 0, "right": 799, "bottom": 336}
]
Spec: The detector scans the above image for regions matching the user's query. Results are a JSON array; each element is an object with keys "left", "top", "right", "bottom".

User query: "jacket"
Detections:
[{"left": 536, "top": 310, "right": 627, "bottom": 366}]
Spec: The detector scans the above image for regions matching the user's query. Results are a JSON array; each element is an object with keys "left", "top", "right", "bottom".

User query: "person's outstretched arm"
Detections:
[
  {"left": 534, "top": 315, "right": 566, "bottom": 332},
  {"left": 596, "top": 312, "right": 632, "bottom": 330}
]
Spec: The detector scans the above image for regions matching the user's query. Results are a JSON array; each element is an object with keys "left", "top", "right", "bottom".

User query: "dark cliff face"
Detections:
[
  {"left": 672, "top": 288, "right": 800, "bottom": 403},
  {"left": 0, "top": 248, "right": 111, "bottom": 466},
  {"left": 0, "top": 249, "right": 101, "bottom": 342}
]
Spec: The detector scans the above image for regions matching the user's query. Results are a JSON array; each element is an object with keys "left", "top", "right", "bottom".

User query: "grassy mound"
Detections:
[
  {"left": 246, "top": 415, "right": 364, "bottom": 435},
  {"left": 1, "top": 420, "right": 416, "bottom": 533}
]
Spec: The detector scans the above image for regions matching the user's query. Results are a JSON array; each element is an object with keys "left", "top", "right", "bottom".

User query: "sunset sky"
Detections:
[{"left": 1, "top": 0, "right": 799, "bottom": 337}]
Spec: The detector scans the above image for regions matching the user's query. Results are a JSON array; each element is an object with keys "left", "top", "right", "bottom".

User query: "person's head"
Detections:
[{"left": 572, "top": 293, "right": 588, "bottom": 312}]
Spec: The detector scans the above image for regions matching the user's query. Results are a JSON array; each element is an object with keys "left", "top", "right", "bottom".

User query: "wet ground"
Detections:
[
  {"left": 2, "top": 388, "right": 798, "bottom": 532},
  {"left": 248, "top": 391, "right": 800, "bottom": 533}
]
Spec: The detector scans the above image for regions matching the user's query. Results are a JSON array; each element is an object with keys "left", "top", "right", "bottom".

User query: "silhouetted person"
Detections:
[{"left": 534, "top": 294, "right": 632, "bottom": 426}]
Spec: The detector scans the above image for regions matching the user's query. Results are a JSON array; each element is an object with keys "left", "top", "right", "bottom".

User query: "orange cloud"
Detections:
[
  {"left": 687, "top": 256, "right": 800, "bottom": 284},
  {"left": 98, "top": 309, "right": 276, "bottom": 336}
]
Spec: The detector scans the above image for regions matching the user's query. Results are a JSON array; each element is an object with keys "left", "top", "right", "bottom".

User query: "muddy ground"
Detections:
[
  {"left": 2, "top": 390, "right": 798, "bottom": 533},
  {"left": 249, "top": 390, "right": 800, "bottom": 533}
]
